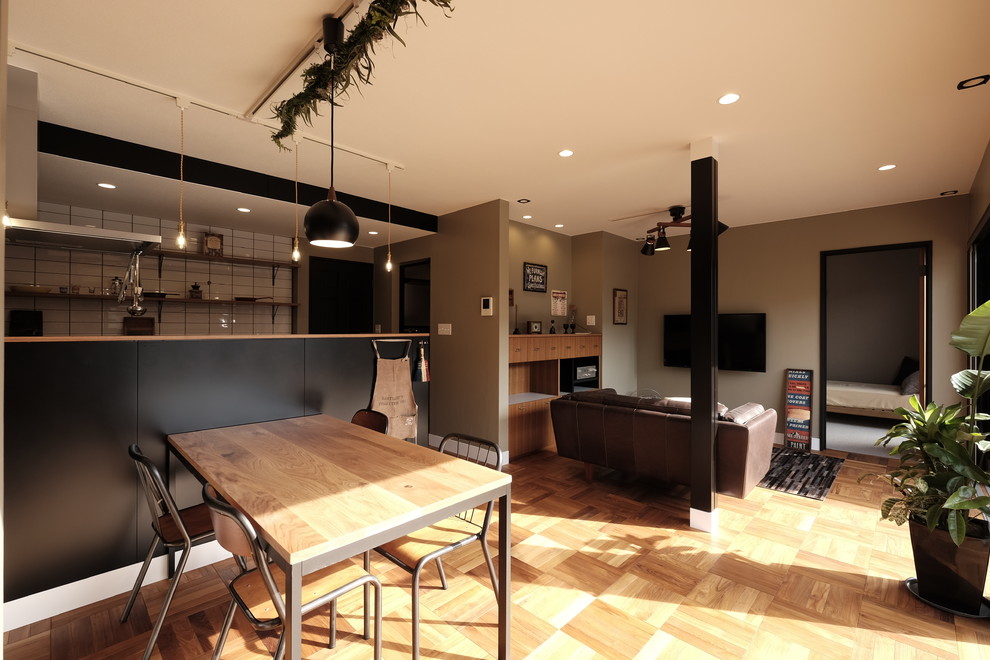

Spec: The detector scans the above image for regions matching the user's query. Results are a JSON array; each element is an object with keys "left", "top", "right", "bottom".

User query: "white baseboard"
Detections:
[{"left": 3, "top": 541, "right": 229, "bottom": 632}]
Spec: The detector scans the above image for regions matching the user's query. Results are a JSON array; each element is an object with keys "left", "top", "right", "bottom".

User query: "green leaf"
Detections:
[
  {"left": 951, "top": 300, "right": 990, "bottom": 359},
  {"left": 947, "top": 509, "right": 967, "bottom": 545},
  {"left": 951, "top": 369, "right": 990, "bottom": 399},
  {"left": 926, "top": 504, "right": 943, "bottom": 529}
]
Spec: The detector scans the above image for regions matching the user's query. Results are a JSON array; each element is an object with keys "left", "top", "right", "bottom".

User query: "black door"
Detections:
[{"left": 308, "top": 257, "right": 373, "bottom": 333}]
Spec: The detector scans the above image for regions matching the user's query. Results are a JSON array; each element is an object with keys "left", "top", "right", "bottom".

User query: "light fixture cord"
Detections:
[
  {"left": 179, "top": 106, "right": 185, "bottom": 228},
  {"left": 329, "top": 54, "right": 335, "bottom": 190},
  {"left": 387, "top": 166, "right": 392, "bottom": 248},
  {"left": 294, "top": 139, "right": 299, "bottom": 240}
]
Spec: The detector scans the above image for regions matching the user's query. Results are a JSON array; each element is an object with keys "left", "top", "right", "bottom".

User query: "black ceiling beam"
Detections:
[{"left": 37, "top": 122, "right": 438, "bottom": 233}]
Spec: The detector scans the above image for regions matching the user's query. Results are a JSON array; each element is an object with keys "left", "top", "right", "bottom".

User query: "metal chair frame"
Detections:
[
  {"left": 350, "top": 408, "right": 390, "bottom": 435},
  {"left": 375, "top": 432, "right": 502, "bottom": 659},
  {"left": 203, "top": 484, "right": 382, "bottom": 660},
  {"left": 121, "top": 444, "right": 216, "bottom": 660}
]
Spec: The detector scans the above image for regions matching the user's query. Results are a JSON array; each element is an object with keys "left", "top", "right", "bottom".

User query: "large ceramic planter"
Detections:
[{"left": 908, "top": 518, "right": 990, "bottom": 616}]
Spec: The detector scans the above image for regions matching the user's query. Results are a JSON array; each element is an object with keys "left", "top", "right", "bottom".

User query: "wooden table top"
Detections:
[{"left": 168, "top": 414, "right": 511, "bottom": 565}]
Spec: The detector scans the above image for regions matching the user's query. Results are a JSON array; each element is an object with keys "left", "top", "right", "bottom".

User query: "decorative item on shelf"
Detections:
[
  {"left": 303, "top": 18, "right": 359, "bottom": 249},
  {"left": 203, "top": 232, "right": 223, "bottom": 257},
  {"left": 523, "top": 262, "right": 547, "bottom": 292},
  {"left": 109, "top": 275, "right": 123, "bottom": 299},
  {"left": 861, "top": 300, "right": 990, "bottom": 617},
  {"left": 613, "top": 288, "right": 628, "bottom": 325},
  {"left": 176, "top": 99, "right": 188, "bottom": 249},
  {"left": 527, "top": 320, "right": 542, "bottom": 334},
  {"left": 189, "top": 282, "right": 202, "bottom": 299},
  {"left": 549, "top": 320, "right": 556, "bottom": 334}
]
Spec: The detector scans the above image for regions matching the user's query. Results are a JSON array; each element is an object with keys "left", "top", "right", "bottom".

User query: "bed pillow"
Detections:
[
  {"left": 901, "top": 370, "right": 920, "bottom": 395},
  {"left": 892, "top": 356, "right": 920, "bottom": 386}
]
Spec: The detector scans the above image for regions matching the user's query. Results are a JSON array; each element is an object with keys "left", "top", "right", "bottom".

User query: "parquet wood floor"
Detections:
[{"left": 7, "top": 448, "right": 990, "bottom": 659}]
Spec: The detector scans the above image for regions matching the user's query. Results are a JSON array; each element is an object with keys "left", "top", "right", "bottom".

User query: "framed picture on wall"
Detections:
[
  {"left": 613, "top": 288, "right": 628, "bottom": 324},
  {"left": 523, "top": 262, "right": 548, "bottom": 292}
]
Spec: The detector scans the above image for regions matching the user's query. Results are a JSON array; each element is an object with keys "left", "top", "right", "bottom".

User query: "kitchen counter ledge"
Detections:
[{"left": 5, "top": 332, "right": 430, "bottom": 343}]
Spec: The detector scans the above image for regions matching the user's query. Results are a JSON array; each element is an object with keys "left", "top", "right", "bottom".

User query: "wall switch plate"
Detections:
[
  {"left": 481, "top": 296, "right": 493, "bottom": 316},
  {"left": 438, "top": 323, "right": 452, "bottom": 335},
  {"left": 586, "top": 315, "right": 596, "bottom": 326}
]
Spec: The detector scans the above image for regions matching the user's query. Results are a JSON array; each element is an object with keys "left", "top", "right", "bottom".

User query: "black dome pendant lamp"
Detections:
[{"left": 305, "top": 16, "right": 359, "bottom": 248}]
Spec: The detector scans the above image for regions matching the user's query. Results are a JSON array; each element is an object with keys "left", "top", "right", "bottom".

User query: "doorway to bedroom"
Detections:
[{"left": 820, "top": 242, "right": 932, "bottom": 457}]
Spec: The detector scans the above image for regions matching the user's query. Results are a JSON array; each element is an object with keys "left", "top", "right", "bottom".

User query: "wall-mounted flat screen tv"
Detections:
[{"left": 663, "top": 313, "right": 767, "bottom": 372}]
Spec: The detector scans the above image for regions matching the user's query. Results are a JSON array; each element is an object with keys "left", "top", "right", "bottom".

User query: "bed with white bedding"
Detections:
[{"left": 826, "top": 379, "right": 914, "bottom": 419}]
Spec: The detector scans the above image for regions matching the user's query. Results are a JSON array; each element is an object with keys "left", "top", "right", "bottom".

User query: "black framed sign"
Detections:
[{"left": 523, "top": 262, "right": 548, "bottom": 292}]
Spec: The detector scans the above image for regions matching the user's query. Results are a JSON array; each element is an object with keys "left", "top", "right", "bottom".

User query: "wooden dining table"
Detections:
[{"left": 167, "top": 414, "right": 512, "bottom": 659}]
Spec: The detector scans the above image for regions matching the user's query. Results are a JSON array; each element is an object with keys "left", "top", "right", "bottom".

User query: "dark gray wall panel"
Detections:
[{"left": 4, "top": 341, "right": 138, "bottom": 601}]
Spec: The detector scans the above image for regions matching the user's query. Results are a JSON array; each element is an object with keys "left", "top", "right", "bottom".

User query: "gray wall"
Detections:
[
  {"left": 636, "top": 195, "right": 971, "bottom": 437},
  {"left": 508, "top": 221, "right": 572, "bottom": 334},
  {"left": 429, "top": 200, "right": 508, "bottom": 447},
  {"left": 825, "top": 247, "right": 922, "bottom": 383}
]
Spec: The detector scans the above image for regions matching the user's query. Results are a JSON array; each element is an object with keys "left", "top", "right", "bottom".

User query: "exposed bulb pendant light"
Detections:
[
  {"left": 176, "top": 101, "right": 187, "bottom": 249},
  {"left": 385, "top": 163, "right": 393, "bottom": 272},
  {"left": 291, "top": 138, "right": 301, "bottom": 262},
  {"left": 304, "top": 30, "right": 359, "bottom": 248}
]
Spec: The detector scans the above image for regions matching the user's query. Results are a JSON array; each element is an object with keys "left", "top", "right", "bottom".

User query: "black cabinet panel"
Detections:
[
  {"left": 136, "top": 339, "right": 306, "bottom": 509},
  {"left": 4, "top": 342, "right": 138, "bottom": 601}
]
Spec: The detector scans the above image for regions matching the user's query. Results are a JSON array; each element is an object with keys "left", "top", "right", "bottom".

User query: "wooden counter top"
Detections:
[{"left": 5, "top": 332, "right": 429, "bottom": 343}]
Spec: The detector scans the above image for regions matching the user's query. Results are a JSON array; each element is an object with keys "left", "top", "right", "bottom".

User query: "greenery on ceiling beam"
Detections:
[{"left": 271, "top": 0, "right": 453, "bottom": 149}]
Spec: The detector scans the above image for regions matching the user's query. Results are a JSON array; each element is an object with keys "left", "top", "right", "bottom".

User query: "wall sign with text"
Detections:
[
  {"left": 523, "top": 262, "right": 547, "bottom": 292},
  {"left": 784, "top": 368, "right": 813, "bottom": 450}
]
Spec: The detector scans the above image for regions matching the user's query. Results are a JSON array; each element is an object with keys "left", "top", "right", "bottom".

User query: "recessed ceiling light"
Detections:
[
  {"left": 97, "top": 183, "right": 116, "bottom": 189},
  {"left": 940, "top": 190, "right": 959, "bottom": 196},
  {"left": 558, "top": 149, "right": 574, "bottom": 158},
  {"left": 236, "top": 207, "right": 251, "bottom": 213},
  {"left": 522, "top": 215, "right": 532, "bottom": 220},
  {"left": 878, "top": 164, "right": 896, "bottom": 171},
  {"left": 368, "top": 230, "right": 379, "bottom": 235},
  {"left": 554, "top": 224, "right": 564, "bottom": 228},
  {"left": 717, "top": 93, "right": 740, "bottom": 105},
  {"left": 517, "top": 198, "right": 531, "bottom": 204},
  {"left": 957, "top": 74, "right": 989, "bottom": 90}
]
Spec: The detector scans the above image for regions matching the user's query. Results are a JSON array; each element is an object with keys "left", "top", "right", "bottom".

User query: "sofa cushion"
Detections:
[
  {"left": 723, "top": 402, "right": 765, "bottom": 424},
  {"left": 567, "top": 388, "right": 618, "bottom": 404},
  {"left": 651, "top": 396, "right": 729, "bottom": 417}
]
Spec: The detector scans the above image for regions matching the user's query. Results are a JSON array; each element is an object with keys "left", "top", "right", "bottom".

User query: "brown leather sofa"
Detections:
[{"left": 549, "top": 389, "right": 777, "bottom": 498}]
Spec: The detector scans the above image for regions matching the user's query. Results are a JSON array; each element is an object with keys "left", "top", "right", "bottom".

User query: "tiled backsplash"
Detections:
[{"left": 5, "top": 203, "right": 296, "bottom": 336}]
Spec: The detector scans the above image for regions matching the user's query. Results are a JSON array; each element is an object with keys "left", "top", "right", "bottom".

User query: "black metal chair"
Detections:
[
  {"left": 120, "top": 444, "right": 216, "bottom": 660},
  {"left": 375, "top": 433, "right": 503, "bottom": 659},
  {"left": 350, "top": 408, "right": 389, "bottom": 435},
  {"left": 203, "top": 484, "right": 382, "bottom": 660}
]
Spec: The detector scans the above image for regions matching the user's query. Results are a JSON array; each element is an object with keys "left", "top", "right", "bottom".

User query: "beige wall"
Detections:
[
  {"left": 571, "top": 232, "right": 639, "bottom": 394},
  {"left": 508, "top": 221, "right": 571, "bottom": 334},
  {"left": 430, "top": 200, "right": 508, "bottom": 447},
  {"left": 636, "top": 196, "right": 971, "bottom": 440}
]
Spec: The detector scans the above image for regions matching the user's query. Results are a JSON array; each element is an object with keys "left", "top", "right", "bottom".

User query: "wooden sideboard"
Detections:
[{"left": 508, "top": 333, "right": 601, "bottom": 458}]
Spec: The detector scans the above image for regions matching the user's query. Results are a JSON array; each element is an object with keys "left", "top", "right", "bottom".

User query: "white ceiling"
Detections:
[{"left": 7, "top": 0, "right": 990, "bottom": 247}]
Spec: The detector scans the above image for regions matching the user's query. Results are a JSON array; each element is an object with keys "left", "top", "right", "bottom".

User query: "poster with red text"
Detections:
[{"left": 785, "top": 368, "right": 813, "bottom": 450}]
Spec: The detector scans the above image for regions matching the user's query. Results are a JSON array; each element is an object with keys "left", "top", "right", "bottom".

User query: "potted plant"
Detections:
[{"left": 868, "top": 300, "right": 990, "bottom": 616}]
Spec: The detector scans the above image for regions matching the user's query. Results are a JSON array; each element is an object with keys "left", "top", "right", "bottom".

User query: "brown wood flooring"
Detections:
[{"left": 7, "top": 448, "right": 990, "bottom": 659}]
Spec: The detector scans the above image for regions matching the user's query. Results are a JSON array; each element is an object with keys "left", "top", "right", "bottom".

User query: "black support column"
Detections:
[{"left": 689, "top": 146, "right": 719, "bottom": 530}]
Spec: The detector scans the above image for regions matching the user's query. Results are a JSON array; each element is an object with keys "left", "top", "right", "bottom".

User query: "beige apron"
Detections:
[{"left": 371, "top": 339, "right": 418, "bottom": 442}]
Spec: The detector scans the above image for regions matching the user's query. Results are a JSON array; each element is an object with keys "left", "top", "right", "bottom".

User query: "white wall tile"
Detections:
[
  {"left": 6, "top": 258, "right": 36, "bottom": 273},
  {"left": 38, "top": 211, "right": 70, "bottom": 225},
  {"left": 39, "top": 202, "right": 71, "bottom": 214}
]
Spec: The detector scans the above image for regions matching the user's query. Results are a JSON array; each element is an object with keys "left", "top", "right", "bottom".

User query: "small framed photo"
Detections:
[
  {"left": 204, "top": 232, "right": 224, "bottom": 257},
  {"left": 523, "top": 262, "right": 547, "bottom": 293},
  {"left": 613, "top": 288, "right": 628, "bottom": 325}
]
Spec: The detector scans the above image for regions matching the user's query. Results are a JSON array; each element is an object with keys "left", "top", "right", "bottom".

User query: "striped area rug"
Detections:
[{"left": 758, "top": 447, "right": 844, "bottom": 500}]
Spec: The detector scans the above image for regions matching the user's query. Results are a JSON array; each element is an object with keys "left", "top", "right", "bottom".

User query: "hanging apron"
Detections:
[{"left": 371, "top": 339, "right": 418, "bottom": 442}]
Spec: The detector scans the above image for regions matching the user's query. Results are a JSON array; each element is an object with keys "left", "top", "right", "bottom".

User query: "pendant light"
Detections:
[
  {"left": 385, "top": 163, "right": 393, "bottom": 272},
  {"left": 291, "top": 138, "right": 301, "bottom": 262},
  {"left": 304, "top": 22, "right": 359, "bottom": 248},
  {"left": 176, "top": 100, "right": 188, "bottom": 249}
]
